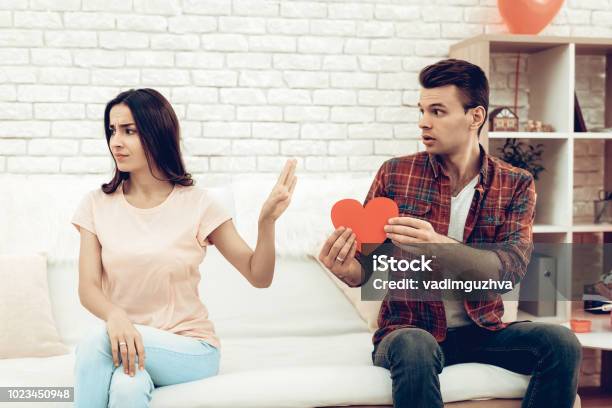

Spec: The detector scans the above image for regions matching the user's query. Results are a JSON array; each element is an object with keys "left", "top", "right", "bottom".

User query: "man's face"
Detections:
[{"left": 418, "top": 85, "right": 475, "bottom": 155}]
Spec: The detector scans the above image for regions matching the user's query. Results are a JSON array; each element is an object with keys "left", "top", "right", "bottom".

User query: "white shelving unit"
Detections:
[
  {"left": 451, "top": 35, "right": 612, "bottom": 325},
  {"left": 489, "top": 132, "right": 571, "bottom": 140}
]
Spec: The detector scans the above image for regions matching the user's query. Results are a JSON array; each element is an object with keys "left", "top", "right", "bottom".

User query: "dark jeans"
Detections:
[{"left": 372, "top": 322, "right": 582, "bottom": 408}]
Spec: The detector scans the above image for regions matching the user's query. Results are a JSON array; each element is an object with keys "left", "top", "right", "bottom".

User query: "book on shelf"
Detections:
[{"left": 574, "top": 93, "right": 587, "bottom": 133}]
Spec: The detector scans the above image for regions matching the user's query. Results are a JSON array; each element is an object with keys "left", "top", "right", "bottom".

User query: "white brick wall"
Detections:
[{"left": 0, "top": 0, "right": 610, "bottom": 185}]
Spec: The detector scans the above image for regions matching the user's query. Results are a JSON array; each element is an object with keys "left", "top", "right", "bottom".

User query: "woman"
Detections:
[{"left": 71, "top": 88, "right": 297, "bottom": 407}]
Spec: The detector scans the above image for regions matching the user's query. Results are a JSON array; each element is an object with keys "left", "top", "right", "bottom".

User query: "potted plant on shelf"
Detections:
[{"left": 497, "top": 138, "right": 545, "bottom": 180}]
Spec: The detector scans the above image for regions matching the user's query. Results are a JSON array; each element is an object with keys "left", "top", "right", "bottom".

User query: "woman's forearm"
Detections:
[
  {"left": 248, "top": 219, "right": 276, "bottom": 288},
  {"left": 79, "top": 284, "right": 125, "bottom": 322}
]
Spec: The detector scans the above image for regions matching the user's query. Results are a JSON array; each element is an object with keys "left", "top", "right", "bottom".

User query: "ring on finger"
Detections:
[
  {"left": 335, "top": 256, "right": 345, "bottom": 262},
  {"left": 119, "top": 341, "right": 127, "bottom": 347}
]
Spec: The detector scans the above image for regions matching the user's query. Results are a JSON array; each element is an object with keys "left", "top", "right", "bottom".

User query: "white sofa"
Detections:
[{"left": 0, "top": 174, "right": 548, "bottom": 408}]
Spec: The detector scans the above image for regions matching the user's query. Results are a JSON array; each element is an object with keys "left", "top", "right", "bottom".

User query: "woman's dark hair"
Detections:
[
  {"left": 418, "top": 58, "right": 489, "bottom": 136},
  {"left": 101, "top": 88, "right": 194, "bottom": 194}
]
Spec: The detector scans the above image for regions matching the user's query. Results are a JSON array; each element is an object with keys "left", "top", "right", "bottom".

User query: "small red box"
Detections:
[{"left": 570, "top": 319, "right": 591, "bottom": 333}]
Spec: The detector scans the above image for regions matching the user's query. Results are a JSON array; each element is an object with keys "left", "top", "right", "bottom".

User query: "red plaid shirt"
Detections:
[{"left": 356, "top": 143, "right": 537, "bottom": 346}]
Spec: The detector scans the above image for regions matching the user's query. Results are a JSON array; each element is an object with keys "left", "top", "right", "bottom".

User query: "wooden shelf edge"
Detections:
[
  {"left": 451, "top": 34, "right": 612, "bottom": 53},
  {"left": 489, "top": 132, "right": 612, "bottom": 140},
  {"left": 573, "top": 132, "right": 612, "bottom": 140},
  {"left": 533, "top": 224, "right": 570, "bottom": 233},
  {"left": 572, "top": 224, "right": 612, "bottom": 233},
  {"left": 489, "top": 131, "right": 570, "bottom": 139}
]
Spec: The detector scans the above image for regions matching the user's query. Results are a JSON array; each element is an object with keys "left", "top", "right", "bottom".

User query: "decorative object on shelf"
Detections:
[
  {"left": 594, "top": 190, "right": 612, "bottom": 224},
  {"left": 498, "top": 138, "right": 545, "bottom": 180},
  {"left": 574, "top": 93, "right": 587, "bottom": 132},
  {"left": 585, "top": 303, "right": 612, "bottom": 313},
  {"left": 489, "top": 107, "right": 519, "bottom": 132},
  {"left": 525, "top": 119, "right": 555, "bottom": 132},
  {"left": 583, "top": 271, "right": 612, "bottom": 315},
  {"left": 519, "top": 253, "right": 556, "bottom": 317},
  {"left": 497, "top": 0, "right": 564, "bottom": 35},
  {"left": 569, "top": 319, "right": 592, "bottom": 333}
]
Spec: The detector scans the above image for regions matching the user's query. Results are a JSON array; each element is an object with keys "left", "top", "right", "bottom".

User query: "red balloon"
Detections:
[{"left": 498, "top": 0, "right": 564, "bottom": 34}]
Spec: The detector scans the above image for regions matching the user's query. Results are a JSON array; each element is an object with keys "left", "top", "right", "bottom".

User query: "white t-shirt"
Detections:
[{"left": 444, "top": 175, "right": 479, "bottom": 329}]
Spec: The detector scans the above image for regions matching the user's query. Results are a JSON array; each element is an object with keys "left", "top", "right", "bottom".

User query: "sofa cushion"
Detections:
[
  {"left": 0, "top": 175, "right": 108, "bottom": 264},
  {"left": 0, "top": 253, "right": 69, "bottom": 359},
  {"left": 196, "top": 247, "right": 369, "bottom": 339}
]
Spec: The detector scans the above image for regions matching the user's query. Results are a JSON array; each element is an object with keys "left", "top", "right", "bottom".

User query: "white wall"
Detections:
[{"left": 0, "top": 0, "right": 609, "bottom": 186}]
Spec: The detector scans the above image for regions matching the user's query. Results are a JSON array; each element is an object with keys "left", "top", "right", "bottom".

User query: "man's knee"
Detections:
[
  {"left": 532, "top": 324, "right": 582, "bottom": 369},
  {"left": 380, "top": 328, "right": 444, "bottom": 372},
  {"left": 108, "top": 368, "right": 153, "bottom": 408},
  {"left": 547, "top": 325, "right": 582, "bottom": 367}
]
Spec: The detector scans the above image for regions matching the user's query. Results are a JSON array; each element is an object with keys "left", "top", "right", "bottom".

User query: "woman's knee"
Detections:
[
  {"left": 108, "top": 368, "right": 154, "bottom": 408},
  {"left": 75, "top": 325, "right": 112, "bottom": 365}
]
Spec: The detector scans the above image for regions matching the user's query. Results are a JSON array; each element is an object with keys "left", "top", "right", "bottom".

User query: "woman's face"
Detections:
[{"left": 108, "top": 103, "right": 148, "bottom": 174}]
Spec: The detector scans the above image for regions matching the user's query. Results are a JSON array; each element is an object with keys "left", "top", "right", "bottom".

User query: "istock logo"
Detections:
[{"left": 372, "top": 254, "right": 433, "bottom": 272}]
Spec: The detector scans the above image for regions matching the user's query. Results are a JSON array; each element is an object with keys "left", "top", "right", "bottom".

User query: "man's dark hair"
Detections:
[{"left": 419, "top": 58, "right": 489, "bottom": 136}]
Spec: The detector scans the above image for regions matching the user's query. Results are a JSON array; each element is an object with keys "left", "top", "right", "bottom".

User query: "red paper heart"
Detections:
[
  {"left": 498, "top": 0, "right": 564, "bottom": 34},
  {"left": 331, "top": 197, "right": 399, "bottom": 255}
]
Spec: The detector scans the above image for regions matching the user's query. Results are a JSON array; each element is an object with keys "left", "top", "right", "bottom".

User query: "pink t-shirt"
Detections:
[{"left": 71, "top": 181, "right": 231, "bottom": 349}]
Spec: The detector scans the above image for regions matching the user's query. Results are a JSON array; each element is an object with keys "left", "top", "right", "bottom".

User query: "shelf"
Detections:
[
  {"left": 451, "top": 34, "right": 612, "bottom": 55},
  {"left": 572, "top": 224, "right": 612, "bottom": 233},
  {"left": 489, "top": 132, "right": 570, "bottom": 140},
  {"left": 533, "top": 224, "right": 612, "bottom": 236},
  {"left": 573, "top": 132, "right": 612, "bottom": 140},
  {"left": 534, "top": 224, "right": 570, "bottom": 233},
  {"left": 491, "top": 132, "right": 612, "bottom": 140}
]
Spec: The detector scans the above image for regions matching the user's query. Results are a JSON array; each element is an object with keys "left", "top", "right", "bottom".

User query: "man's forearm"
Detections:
[
  {"left": 340, "top": 241, "right": 506, "bottom": 288},
  {"left": 434, "top": 241, "right": 503, "bottom": 282}
]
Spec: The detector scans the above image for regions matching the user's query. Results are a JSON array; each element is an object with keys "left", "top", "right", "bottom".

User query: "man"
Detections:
[{"left": 318, "top": 59, "right": 581, "bottom": 408}]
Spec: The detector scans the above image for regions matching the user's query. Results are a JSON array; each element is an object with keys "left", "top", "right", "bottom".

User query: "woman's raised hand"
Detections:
[{"left": 259, "top": 159, "right": 298, "bottom": 224}]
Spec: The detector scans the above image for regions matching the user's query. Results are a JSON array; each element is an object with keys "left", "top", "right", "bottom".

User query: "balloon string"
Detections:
[{"left": 514, "top": 52, "right": 520, "bottom": 118}]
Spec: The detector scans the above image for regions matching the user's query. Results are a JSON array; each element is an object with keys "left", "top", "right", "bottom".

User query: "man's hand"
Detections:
[
  {"left": 318, "top": 227, "right": 360, "bottom": 284},
  {"left": 383, "top": 217, "right": 504, "bottom": 287},
  {"left": 384, "top": 216, "right": 454, "bottom": 246}
]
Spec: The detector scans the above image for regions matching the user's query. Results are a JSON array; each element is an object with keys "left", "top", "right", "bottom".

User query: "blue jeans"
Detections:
[
  {"left": 74, "top": 324, "right": 220, "bottom": 408},
  {"left": 372, "top": 322, "right": 581, "bottom": 408}
]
